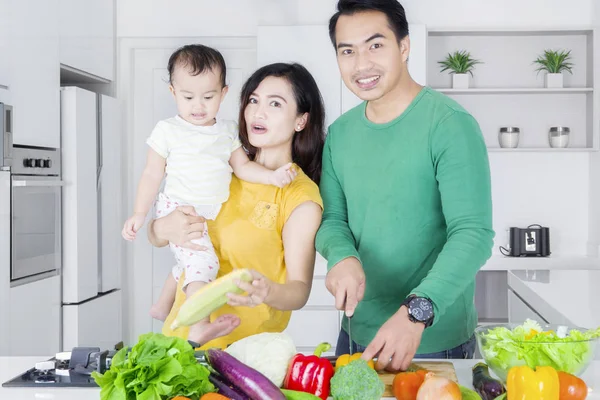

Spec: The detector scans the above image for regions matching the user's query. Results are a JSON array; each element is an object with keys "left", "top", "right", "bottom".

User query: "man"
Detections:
[{"left": 315, "top": 0, "right": 495, "bottom": 372}]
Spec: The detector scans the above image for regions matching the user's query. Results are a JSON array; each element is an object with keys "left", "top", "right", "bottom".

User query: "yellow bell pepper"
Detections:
[
  {"left": 335, "top": 353, "right": 374, "bottom": 371},
  {"left": 506, "top": 365, "right": 559, "bottom": 400}
]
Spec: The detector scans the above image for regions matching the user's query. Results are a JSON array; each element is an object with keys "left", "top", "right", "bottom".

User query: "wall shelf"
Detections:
[
  {"left": 435, "top": 87, "right": 593, "bottom": 94},
  {"left": 427, "top": 28, "right": 598, "bottom": 150},
  {"left": 487, "top": 147, "right": 598, "bottom": 152}
]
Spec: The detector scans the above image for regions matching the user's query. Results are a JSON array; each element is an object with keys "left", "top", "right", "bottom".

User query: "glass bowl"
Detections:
[{"left": 475, "top": 322, "right": 599, "bottom": 382}]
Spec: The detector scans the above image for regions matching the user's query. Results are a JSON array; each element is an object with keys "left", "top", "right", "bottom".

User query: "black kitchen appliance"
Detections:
[
  {"left": 500, "top": 224, "right": 550, "bottom": 257},
  {"left": 2, "top": 342, "right": 205, "bottom": 388},
  {"left": 1, "top": 347, "right": 111, "bottom": 388}
]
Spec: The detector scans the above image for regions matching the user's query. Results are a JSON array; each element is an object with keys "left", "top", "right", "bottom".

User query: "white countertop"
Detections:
[
  {"left": 482, "top": 254, "right": 600, "bottom": 271},
  {"left": 2, "top": 356, "right": 599, "bottom": 399},
  {"left": 508, "top": 269, "right": 600, "bottom": 329}
]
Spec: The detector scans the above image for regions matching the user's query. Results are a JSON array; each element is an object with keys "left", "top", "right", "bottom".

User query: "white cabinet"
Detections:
[
  {"left": 63, "top": 290, "right": 122, "bottom": 352},
  {"left": 59, "top": 0, "right": 114, "bottom": 81},
  {"left": 0, "top": 0, "right": 9, "bottom": 89},
  {"left": 257, "top": 24, "right": 428, "bottom": 123},
  {"left": 61, "top": 87, "right": 99, "bottom": 304},
  {"left": 8, "top": 0, "right": 60, "bottom": 148},
  {"left": 508, "top": 289, "right": 547, "bottom": 324},
  {"left": 0, "top": 87, "right": 10, "bottom": 107},
  {"left": 9, "top": 276, "right": 61, "bottom": 356}
]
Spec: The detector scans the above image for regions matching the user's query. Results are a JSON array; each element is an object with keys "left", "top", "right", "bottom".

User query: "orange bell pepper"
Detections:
[
  {"left": 335, "top": 353, "right": 374, "bottom": 371},
  {"left": 506, "top": 365, "right": 559, "bottom": 400}
]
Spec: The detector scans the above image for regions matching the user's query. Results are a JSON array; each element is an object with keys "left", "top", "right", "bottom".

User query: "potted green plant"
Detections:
[
  {"left": 438, "top": 50, "right": 482, "bottom": 89},
  {"left": 533, "top": 49, "right": 574, "bottom": 88}
]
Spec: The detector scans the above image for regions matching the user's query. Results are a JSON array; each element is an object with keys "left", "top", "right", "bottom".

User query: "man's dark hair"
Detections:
[
  {"left": 328, "top": 0, "right": 409, "bottom": 47},
  {"left": 167, "top": 44, "right": 227, "bottom": 87}
]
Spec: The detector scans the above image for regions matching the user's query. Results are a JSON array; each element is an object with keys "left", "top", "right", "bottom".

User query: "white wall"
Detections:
[
  {"left": 117, "top": 0, "right": 598, "bottom": 342},
  {"left": 117, "top": 0, "right": 300, "bottom": 37},
  {"left": 118, "top": 0, "right": 595, "bottom": 36},
  {"left": 296, "top": 0, "right": 595, "bottom": 27}
]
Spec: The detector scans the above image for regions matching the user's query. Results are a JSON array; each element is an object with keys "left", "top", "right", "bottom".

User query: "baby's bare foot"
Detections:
[{"left": 188, "top": 314, "right": 241, "bottom": 345}]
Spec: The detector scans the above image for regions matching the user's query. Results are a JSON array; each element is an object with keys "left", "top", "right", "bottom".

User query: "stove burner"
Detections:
[{"left": 34, "top": 374, "right": 57, "bottom": 384}]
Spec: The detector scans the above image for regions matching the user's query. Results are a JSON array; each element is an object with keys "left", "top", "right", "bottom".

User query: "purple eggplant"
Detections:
[
  {"left": 209, "top": 373, "right": 250, "bottom": 400},
  {"left": 206, "top": 348, "right": 286, "bottom": 400},
  {"left": 472, "top": 362, "right": 506, "bottom": 400}
]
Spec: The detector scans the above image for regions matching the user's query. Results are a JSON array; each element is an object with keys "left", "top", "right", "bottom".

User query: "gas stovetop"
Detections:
[
  {"left": 2, "top": 346, "right": 118, "bottom": 388},
  {"left": 2, "top": 344, "right": 208, "bottom": 388}
]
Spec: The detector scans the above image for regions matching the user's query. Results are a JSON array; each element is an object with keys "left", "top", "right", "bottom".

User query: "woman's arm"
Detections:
[
  {"left": 264, "top": 201, "right": 322, "bottom": 310},
  {"left": 147, "top": 206, "right": 207, "bottom": 251}
]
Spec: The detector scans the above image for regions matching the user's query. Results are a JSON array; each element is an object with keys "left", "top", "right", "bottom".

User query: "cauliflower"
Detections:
[
  {"left": 224, "top": 332, "right": 297, "bottom": 387},
  {"left": 330, "top": 359, "right": 385, "bottom": 400}
]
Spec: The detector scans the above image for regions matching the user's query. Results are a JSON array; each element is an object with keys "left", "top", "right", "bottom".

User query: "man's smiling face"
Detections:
[{"left": 334, "top": 10, "right": 409, "bottom": 102}]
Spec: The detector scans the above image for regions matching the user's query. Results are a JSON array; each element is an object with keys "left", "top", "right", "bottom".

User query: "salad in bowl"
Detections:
[{"left": 475, "top": 319, "right": 600, "bottom": 381}]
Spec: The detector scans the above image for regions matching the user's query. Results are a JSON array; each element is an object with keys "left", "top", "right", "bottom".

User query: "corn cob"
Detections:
[{"left": 170, "top": 268, "right": 253, "bottom": 330}]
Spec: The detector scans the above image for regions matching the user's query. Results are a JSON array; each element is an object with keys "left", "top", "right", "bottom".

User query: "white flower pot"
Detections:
[
  {"left": 452, "top": 73, "right": 470, "bottom": 89},
  {"left": 545, "top": 73, "right": 563, "bottom": 88}
]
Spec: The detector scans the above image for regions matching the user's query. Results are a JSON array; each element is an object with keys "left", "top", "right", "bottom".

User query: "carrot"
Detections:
[{"left": 200, "top": 393, "right": 231, "bottom": 400}]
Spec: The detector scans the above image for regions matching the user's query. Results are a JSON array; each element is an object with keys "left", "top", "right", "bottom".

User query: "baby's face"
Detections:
[{"left": 169, "top": 64, "right": 228, "bottom": 126}]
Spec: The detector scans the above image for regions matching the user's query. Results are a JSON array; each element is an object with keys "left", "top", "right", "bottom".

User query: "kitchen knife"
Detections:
[{"left": 347, "top": 314, "right": 353, "bottom": 355}]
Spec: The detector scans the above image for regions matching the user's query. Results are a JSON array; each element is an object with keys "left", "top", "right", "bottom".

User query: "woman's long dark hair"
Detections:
[{"left": 238, "top": 63, "right": 325, "bottom": 185}]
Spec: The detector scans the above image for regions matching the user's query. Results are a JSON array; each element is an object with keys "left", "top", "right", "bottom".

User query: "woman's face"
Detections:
[{"left": 244, "top": 76, "right": 307, "bottom": 151}]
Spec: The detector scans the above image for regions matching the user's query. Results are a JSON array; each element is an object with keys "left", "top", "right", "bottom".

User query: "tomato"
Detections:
[
  {"left": 392, "top": 369, "right": 428, "bottom": 400},
  {"left": 557, "top": 371, "right": 588, "bottom": 400}
]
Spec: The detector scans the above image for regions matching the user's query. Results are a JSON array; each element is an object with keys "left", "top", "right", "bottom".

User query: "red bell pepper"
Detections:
[{"left": 283, "top": 342, "right": 334, "bottom": 400}]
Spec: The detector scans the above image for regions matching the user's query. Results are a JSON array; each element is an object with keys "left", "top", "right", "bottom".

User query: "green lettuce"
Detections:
[
  {"left": 480, "top": 319, "right": 600, "bottom": 378},
  {"left": 92, "top": 333, "right": 215, "bottom": 400}
]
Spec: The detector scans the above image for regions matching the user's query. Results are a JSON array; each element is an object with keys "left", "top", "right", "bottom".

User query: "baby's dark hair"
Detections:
[{"left": 167, "top": 44, "right": 227, "bottom": 87}]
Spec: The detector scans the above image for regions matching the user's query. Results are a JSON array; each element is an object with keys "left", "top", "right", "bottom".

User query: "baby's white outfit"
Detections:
[{"left": 147, "top": 115, "right": 241, "bottom": 290}]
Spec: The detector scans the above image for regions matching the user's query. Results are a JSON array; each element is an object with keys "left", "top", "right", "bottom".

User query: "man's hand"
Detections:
[
  {"left": 152, "top": 206, "right": 207, "bottom": 251},
  {"left": 361, "top": 306, "right": 425, "bottom": 372},
  {"left": 325, "top": 257, "right": 365, "bottom": 316}
]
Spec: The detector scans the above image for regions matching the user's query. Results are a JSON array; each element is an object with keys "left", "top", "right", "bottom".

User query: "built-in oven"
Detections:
[{"left": 10, "top": 145, "right": 64, "bottom": 286}]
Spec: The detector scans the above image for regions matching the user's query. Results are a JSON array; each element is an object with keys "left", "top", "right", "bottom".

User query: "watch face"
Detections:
[{"left": 408, "top": 297, "right": 433, "bottom": 322}]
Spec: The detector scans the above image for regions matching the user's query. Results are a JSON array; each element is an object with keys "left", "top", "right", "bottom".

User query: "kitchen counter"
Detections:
[
  {"left": 2, "top": 356, "right": 599, "bottom": 399},
  {"left": 508, "top": 269, "right": 600, "bottom": 329},
  {"left": 482, "top": 254, "right": 600, "bottom": 271}
]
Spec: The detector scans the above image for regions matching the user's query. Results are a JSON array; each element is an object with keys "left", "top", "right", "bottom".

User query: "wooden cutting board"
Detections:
[{"left": 378, "top": 361, "right": 458, "bottom": 398}]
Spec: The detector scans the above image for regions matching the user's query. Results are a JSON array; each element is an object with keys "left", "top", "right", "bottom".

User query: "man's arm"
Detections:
[
  {"left": 315, "top": 129, "right": 361, "bottom": 270},
  {"left": 410, "top": 111, "right": 495, "bottom": 325}
]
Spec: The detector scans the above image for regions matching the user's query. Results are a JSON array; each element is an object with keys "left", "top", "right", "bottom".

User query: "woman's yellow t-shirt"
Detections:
[{"left": 162, "top": 165, "right": 323, "bottom": 349}]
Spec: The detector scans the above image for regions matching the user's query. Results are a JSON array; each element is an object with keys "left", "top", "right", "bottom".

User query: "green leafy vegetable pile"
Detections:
[
  {"left": 480, "top": 319, "right": 600, "bottom": 379},
  {"left": 92, "top": 333, "right": 215, "bottom": 400}
]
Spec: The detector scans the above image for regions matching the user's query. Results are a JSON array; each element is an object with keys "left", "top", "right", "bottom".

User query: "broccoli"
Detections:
[{"left": 330, "top": 359, "right": 385, "bottom": 400}]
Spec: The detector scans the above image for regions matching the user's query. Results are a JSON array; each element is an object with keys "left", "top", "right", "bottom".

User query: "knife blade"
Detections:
[{"left": 347, "top": 314, "right": 353, "bottom": 355}]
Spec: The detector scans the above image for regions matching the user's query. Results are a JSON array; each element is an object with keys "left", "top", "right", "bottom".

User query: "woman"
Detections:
[{"left": 147, "top": 62, "right": 325, "bottom": 349}]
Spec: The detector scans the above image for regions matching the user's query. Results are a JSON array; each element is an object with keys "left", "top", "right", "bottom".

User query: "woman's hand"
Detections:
[
  {"left": 227, "top": 270, "right": 273, "bottom": 308},
  {"left": 148, "top": 205, "right": 207, "bottom": 250}
]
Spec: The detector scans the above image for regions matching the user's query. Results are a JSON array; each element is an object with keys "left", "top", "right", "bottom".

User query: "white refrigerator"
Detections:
[{"left": 60, "top": 86, "right": 123, "bottom": 352}]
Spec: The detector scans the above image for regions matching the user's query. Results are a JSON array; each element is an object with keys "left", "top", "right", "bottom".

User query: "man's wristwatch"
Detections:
[{"left": 401, "top": 295, "right": 434, "bottom": 328}]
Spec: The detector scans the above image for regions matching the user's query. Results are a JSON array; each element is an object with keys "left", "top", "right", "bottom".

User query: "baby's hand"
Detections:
[
  {"left": 122, "top": 213, "right": 146, "bottom": 241},
  {"left": 269, "top": 163, "right": 297, "bottom": 188}
]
